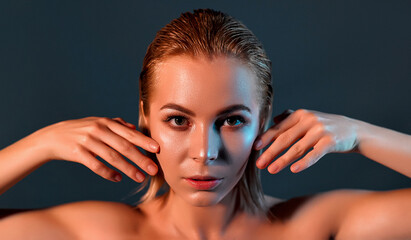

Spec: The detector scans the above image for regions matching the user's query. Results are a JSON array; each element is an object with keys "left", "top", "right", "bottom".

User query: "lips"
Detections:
[
  {"left": 184, "top": 175, "right": 223, "bottom": 190},
  {"left": 187, "top": 175, "right": 221, "bottom": 180}
]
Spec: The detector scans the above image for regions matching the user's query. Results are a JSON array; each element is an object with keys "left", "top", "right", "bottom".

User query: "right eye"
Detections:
[{"left": 164, "top": 115, "right": 189, "bottom": 128}]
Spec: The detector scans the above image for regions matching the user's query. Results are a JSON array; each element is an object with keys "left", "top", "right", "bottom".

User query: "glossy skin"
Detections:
[
  {"left": 137, "top": 54, "right": 265, "bottom": 238},
  {"left": 2, "top": 189, "right": 411, "bottom": 240},
  {"left": 142, "top": 55, "right": 261, "bottom": 207},
  {"left": 0, "top": 54, "right": 411, "bottom": 239}
]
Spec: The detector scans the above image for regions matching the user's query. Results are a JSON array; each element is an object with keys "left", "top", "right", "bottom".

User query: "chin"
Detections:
[
  {"left": 184, "top": 191, "right": 225, "bottom": 207},
  {"left": 166, "top": 177, "right": 240, "bottom": 207}
]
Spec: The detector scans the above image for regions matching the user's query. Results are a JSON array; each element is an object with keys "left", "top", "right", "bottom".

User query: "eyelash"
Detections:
[{"left": 163, "top": 115, "right": 247, "bottom": 129}]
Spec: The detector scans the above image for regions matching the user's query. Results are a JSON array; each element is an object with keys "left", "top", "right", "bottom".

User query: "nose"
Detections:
[{"left": 189, "top": 124, "right": 219, "bottom": 162}]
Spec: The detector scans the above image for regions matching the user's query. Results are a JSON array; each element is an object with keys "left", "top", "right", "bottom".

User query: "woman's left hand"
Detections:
[{"left": 254, "top": 109, "right": 359, "bottom": 174}]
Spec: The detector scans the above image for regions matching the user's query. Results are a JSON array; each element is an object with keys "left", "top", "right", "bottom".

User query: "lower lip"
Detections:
[{"left": 185, "top": 178, "right": 223, "bottom": 190}]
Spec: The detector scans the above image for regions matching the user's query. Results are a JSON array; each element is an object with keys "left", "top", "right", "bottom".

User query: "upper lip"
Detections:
[{"left": 186, "top": 175, "right": 223, "bottom": 180}]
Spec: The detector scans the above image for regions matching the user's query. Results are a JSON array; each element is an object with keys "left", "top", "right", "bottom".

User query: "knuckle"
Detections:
[
  {"left": 295, "top": 109, "right": 306, "bottom": 115},
  {"left": 79, "top": 133, "right": 94, "bottom": 145},
  {"left": 305, "top": 112, "right": 318, "bottom": 123},
  {"left": 99, "top": 117, "right": 111, "bottom": 123},
  {"left": 295, "top": 109, "right": 308, "bottom": 117},
  {"left": 117, "top": 141, "right": 135, "bottom": 154},
  {"left": 134, "top": 155, "right": 149, "bottom": 166},
  {"left": 264, "top": 146, "right": 277, "bottom": 158},
  {"left": 95, "top": 117, "right": 112, "bottom": 127},
  {"left": 323, "top": 134, "right": 336, "bottom": 145},
  {"left": 107, "top": 149, "right": 121, "bottom": 163},
  {"left": 277, "top": 133, "right": 292, "bottom": 145},
  {"left": 313, "top": 123, "right": 326, "bottom": 134},
  {"left": 89, "top": 161, "right": 105, "bottom": 173},
  {"left": 293, "top": 109, "right": 316, "bottom": 123},
  {"left": 291, "top": 144, "right": 305, "bottom": 156},
  {"left": 275, "top": 154, "right": 291, "bottom": 166},
  {"left": 88, "top": 122, "right": 105, "bottom": 134},
  {"left": 277, "top": 155, "right": 290, "bottom": 166},
  {"left": 122, "top": 130, "right": 135, "bottom": 141},
  {"left": 113, "top": 117, "right": 125, "bottom": 125}
]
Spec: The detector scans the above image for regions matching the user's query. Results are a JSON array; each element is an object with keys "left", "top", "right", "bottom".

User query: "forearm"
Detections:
[
  {"left": 355, "top": 119, "right": 411, "bottom": 177},
  {"left": 0, "top": 132, "right": 51, "bottom": 195}
]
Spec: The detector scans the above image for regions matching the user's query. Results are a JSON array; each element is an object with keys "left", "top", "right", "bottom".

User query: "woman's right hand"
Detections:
[{"left": 29, "top": 117, "right": 159, "bottom": 183}]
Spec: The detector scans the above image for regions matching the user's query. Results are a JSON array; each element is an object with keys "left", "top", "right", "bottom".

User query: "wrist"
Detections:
[
  {"left": 20, "top": 130, "right": 54, "bottom": 165},
  {"left": 352, "top": 118, "right": 375, "bottom": 154}
]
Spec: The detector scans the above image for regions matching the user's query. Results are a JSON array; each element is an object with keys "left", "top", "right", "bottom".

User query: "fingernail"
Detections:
[
  {"left": 147, "top": 164, "right": 157, "bottom": 175},
  {"left": 114, "top": 174, "right": 122, "bottom": 182},
  {"left": 150, "top": 142, "right": 159, "bottom": 152},
  {"left": 254, "top": 139, "right": 263, "bottom": 150},
  {"left": 269, "top": 165, "right": 279, "bottom": 174},
  {"left": 256, "top": 158, "right": 265, "bottom": 169},
  {"left": 136, "top": 172, "right": 145, "bottom": 182},
  {"left": 291, "top": 165, "right": 300, "bottom": 173}
]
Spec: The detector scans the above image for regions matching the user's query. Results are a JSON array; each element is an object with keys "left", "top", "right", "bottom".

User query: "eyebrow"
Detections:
[{"left": 159, "top": 103, "right": 252, "bottom": 117}]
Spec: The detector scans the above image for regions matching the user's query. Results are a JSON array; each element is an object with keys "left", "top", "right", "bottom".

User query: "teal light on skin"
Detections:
[{"left": 141, "top": 54, "right": 261, "bottom": 208}]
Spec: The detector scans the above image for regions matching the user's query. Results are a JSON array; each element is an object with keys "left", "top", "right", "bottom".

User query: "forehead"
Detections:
[{"left": 150, "top": 55, "right": 259, "bottom": 115}]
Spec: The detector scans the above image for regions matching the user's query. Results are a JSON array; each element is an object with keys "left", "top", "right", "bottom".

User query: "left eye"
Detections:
[{"left": 223, "top": 116, "right": 245, "bottom": 126}]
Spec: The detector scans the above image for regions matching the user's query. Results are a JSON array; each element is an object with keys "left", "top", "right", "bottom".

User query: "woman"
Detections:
[{"left": 0, "top": 9, "right": 410, "bottom": 239}]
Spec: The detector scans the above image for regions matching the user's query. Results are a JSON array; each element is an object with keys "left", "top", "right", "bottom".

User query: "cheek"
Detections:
[
  {"left": 222, "top": 124, "right": 258, "bottom": 163},
  {"left": 150, "top": 123, "right": 188, "bottom": 172}
]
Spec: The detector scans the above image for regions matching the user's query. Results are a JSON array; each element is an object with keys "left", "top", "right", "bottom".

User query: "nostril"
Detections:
[{"left": 208, "top": 153, "right": 218, "bottom": 161}]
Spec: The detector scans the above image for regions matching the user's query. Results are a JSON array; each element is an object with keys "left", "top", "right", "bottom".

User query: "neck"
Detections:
[{"left": 158, "top": 189, "right": 243, "bottom": 240}]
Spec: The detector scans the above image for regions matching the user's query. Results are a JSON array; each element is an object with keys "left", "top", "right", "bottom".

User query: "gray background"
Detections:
[{"left": 0, "top": 0, "right": 410, "bottom": 208}]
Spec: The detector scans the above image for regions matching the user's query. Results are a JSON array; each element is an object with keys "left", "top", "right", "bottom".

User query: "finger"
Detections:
[
  {"left": 290, "top": 136, "right": 334, "bottom": 173},
  {"left": 85, "top": 135, "right": 147, "bottom": 182},
  {"left": 254, "top": 111, "right": 301, "bottom": 150},
  {"left": 93, "top": 123, "right": 159, "bottom": 176},
  {"left": 113, "top": 117, "right": 136, "bottom": 129},
  {"left": 265, "top": 127, "right": 323, "bottom": 174},
  {"left": 256, "top": 120, "right": 311, "bottom": 169},
  {"left": 105, "top": 119, "right": 159, "bottom": 153},
  {"left": 75, "top": 147, "right": 122, "bottom": 182},
  {"left": 273, "top": 109, "right": 294, "bottom": 124}
]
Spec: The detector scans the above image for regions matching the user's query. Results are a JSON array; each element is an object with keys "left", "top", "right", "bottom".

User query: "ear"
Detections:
[
  {"left": 139, "top": 100, "right": 149, "bottom": 128},
  {"left": 262, "top": 105, "right": 272, "bottom": 129},
  {"left": 258, "top": 118, "right": 267, "bottom": 135},
  {"left": 258, "top": 106, "right": 272, "bottom": 134}
]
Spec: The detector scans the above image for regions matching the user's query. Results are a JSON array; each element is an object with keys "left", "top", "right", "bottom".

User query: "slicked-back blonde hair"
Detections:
[{"left": 137, "top": 9, "right": 273, "bottom": 216}]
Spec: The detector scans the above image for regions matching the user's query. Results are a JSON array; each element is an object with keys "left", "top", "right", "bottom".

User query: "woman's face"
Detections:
[{"left": 143, "top": 54, "right": 261, "bottom": 207}]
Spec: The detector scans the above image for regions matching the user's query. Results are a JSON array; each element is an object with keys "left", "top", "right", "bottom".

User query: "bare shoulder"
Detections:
[
  {"left": 266, "top": 189, "right": 411, "bottom": 240},
  {"left": 48, "top": 200, "right": 143, "bottom": 238},
  {"left": 265, "top": 189, "right": 373, "bottom": 239},
  {"left": 48, "top": 200, "right": 140, "bottom": 223},
  {"left": 267, "top": 189, "right": 369, "bottom": 221},
  {"left": 0, "top": 201, "right": 141, "bottom": 240},
  {"left": 336, "top": 188, "right": 411, "bottom": 240}
]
